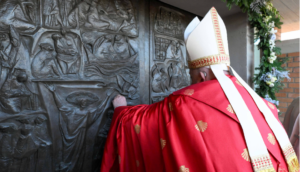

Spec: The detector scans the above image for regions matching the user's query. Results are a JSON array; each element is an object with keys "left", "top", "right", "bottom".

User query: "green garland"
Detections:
[{"left": 222, "top": 0, "right": 289, "bottom": 109}]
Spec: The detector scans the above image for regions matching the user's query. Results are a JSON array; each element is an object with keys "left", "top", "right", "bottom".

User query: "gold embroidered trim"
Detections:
[
  {"left": 241, "top": 149, "right": 250, "bottom": 161},
  {"left": 267, "top": 133, "right": 276, "bottom": 145},
  {"left": 195, "top": 121, "right": 208, "bottom": 132},
  {"left": 188, "top": 54, "right": 230, "bottom": 69},
  {"left": 284, "top": 145, "right": 295, "bottom": 161},
  {"left": 169, "top": 102, "right": 173, "bottom": 111},
  {"left": 178, "top": 165, "right": 189, "bottom": 172},
  {"left": 252, "top": 154, "right": 275, "bottom": 172},
  {"left": 287, "top": 156, "right": 299, "bottom": 172},
  {"left": 184, "top": 89, "right": 194, "bottom": 96},
  {"left": 160, "top": 138, "right": 166, "bottom": 149},
  {"left": 227, "top": 104, "right": 235, "bottom": 114},
  {"left": 211, "top": 7, "right": 226, "bottom": 55},
  {"left": 268, "top": 102, "right": 275, "bottom": 110},
  {"left": 283, "top": 145, "right": 300, "bottom": 172},
  {"left": 134, "top": 124, "right": 141, "bottom": 134}
]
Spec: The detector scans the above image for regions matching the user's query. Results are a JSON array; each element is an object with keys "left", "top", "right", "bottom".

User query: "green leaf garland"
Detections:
[{"left": 222, "top": 0, "right": 289, "bottom": 111}]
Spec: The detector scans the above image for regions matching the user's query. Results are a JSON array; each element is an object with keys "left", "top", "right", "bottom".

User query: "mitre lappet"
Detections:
[{"left": 184, "top": 7, "right": 299, "bottom": 172}]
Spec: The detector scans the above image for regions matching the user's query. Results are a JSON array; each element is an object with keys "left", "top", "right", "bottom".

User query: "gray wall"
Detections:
[
  {"left": 277, "top": 39, "right": 300, "bottom": 54},
  {"left": 224, "top": 12, "right": 254, "bottom": 85}
]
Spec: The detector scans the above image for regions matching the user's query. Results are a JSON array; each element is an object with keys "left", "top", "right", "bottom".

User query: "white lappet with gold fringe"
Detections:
[{"left": 184, "top": 7, "right": 299, "bottom": 172}]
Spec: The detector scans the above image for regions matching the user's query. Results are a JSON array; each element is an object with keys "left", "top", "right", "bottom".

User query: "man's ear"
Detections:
[{"left": 199, "top": 71, "right": 206, "bottom": 82}]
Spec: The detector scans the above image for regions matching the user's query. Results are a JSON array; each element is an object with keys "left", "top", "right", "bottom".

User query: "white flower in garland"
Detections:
[
  {"left": 267, "top": 73, "right": 277, "bottom": 83},
  {"left": 264, "top": 16, "right": 272, "bottom": 23},
  {"left": 269, "top": 39, "right": 276, "bottom": 51},
  {"left": 268, "top": 21, "right": 275, "bottom": 29},
  {"left": 261, "top": 71, "right": 277, "bottom": 87},
  {"left": 266, "top": 81, "right": 275, "bottom": 87},
  {"left": 268, "top": 26, "right": 277, "bottom": 57},
  {"left": 269, "top": 28, "right": 277, "bottom": 34},
  {"left": 260, "top": 68, "right": 290, "bottom": 88},
  {"left": 270, "top": 76, "right": 277, "bottom": 82},
  {"left": 268, "top": 52, "right": 277, "bottom": 63}
]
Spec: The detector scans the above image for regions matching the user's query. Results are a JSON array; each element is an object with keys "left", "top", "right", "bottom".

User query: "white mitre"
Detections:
[
  {"left": 184, "top": 7, "right": 299, "bottom": 172},
  {"left": 185, "top": 7, "right": 229, "bottom": 69}
]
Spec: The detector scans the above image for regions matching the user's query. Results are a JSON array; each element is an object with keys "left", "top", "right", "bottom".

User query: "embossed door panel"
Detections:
[
  {"left": 150, "top": 1, "right": 195, "bottom": 103},
  {"left": 0, "top": 0, "right": 196, "bottom": 171}
]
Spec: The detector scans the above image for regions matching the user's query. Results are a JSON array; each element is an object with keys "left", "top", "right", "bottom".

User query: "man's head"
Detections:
[
  {"left": 39, "top": 43, "right": 54, "bottom": 51},
  {"left": 80, "top": 98, "right": 88, "bottom": 109},
  {"left": 52, "top": 34, "right": 62, "bottom": 41},
  {"left": 66, "top": 91, "right": 99, "bottom": 109},
  {"left": 189, "top": 67, "right": 230, "bottom": 85}
]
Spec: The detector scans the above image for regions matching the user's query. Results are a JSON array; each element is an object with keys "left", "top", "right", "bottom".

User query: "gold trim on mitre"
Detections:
[
  {"left": 211, "top": 7, "right": 226, "bottom": 55},
  {"left": 188, "top": 54, "right": 230, "bottom": 69}
]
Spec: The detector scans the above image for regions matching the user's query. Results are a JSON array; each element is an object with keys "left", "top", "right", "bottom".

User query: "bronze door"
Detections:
[{"left": 0, "top": 0, "right": 196, "bottom": 171}]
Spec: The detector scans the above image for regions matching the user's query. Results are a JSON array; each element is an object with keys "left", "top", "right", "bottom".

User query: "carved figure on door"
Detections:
[
  {"left": 32, "top": 43, "right": 63, "bottom": 79},
  {"left": 0, "top": 0, "right": 36, "bottom": 31},
  {"left": 67, "top": 0, "right": 117, "bottom": 29},
  {"left": 52, "top": 33, "right": 80, "bottom": 75},
  {"left": 62, "top": 0, "right": 76, "bottom": 25},
  {"left": 151, "top": 64, "right": 169, "bottom": 93},
  {"left": 168, "top": 62, "right": 181, "bottom": 89},
  {"left": 168, "top": 62, "right": 188, "bottom": 89},
  {"left": 43, "top": 0, "right": 63, "bottom": 28},
  {"left": 0, "top": 123, "right": 17, "bottom": 172},
  {"left": 0, "top": 26, "right": 21, "bottom": 89},
  {"left": 166, "top": 40, "right": 184, "bottom": 61},
  {"left": 0, "top": 69, "right": 31, "bottom": 114},
  {"left": 14, "top": 117, "right": 39, "bottom": 172},
  {"left": 114, "top": 0, "right": 138, "bottom": 37},
  {"left": 155, "top": 7, "right": 183, "bottom": 37},
  {"left": 33, "top": 114, "right": 52, "bottom": 146},
  {"left": 44, "top": 83, "right": 114, "bottom": 172},
  {"left": 67, "top": 0, "right": 138, "bottom": 36},
  {"left": 93, "top": 34, "right": 134, "bottom": 60}
]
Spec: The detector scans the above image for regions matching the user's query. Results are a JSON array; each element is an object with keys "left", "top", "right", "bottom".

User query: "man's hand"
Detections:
[{"left": 113, "top": 95, "right": 127, "bottom": 109}]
